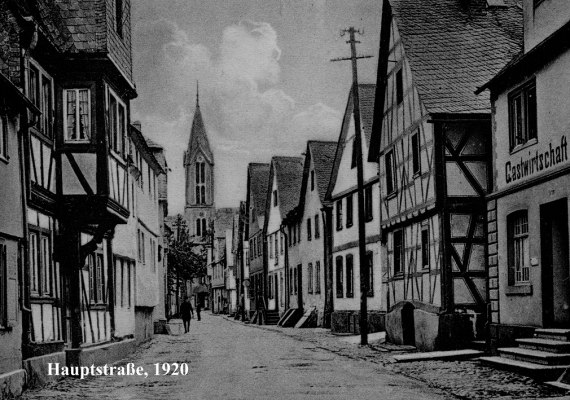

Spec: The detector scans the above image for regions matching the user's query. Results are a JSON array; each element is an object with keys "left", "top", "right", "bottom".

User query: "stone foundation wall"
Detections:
[{"left": 331, "top": 310, "right": 385, "bottom": 334}]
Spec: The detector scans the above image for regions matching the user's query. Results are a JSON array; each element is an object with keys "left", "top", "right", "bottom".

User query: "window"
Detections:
[
  {"left": 336, "top": 200, "right": 343, "bottom": 231},
  {"left": 509, "top": 80, "right": 537, "bottom": 150},
  {"left": 346, "top": 254, "right": 354, "bottom": 298},
  {"left": 0, "top": 115, "right": 7, "bottom": 160},
  {"left": 64, "top": 89, "right": 91, "bottom": 142},
  {"left": 274, "top": 235, "right": 278, "bottom": 262},
  {"left": 88, "top": 253, "right": 105, "bottom": 304},
  {"left": 336, "top": 256, "right": 344, "bottom": 298},
  {"left": 115, "top": 0, "right": 124, "bottom": 37},
  {"left": 421, "top": 225, "right": 430, "bottom": 269},
  {"left": 351, "top": 137, "right": 358, "bottom": 169},
  {"left": 273, "top": 190, "right": 278, "bottom": 207},
  {"left": 508, "top": 211, "right": 530, "bottom": 284},
  {"left": 269, "top": 274, "right": 273, "bottom": 299},
  {"left": 393, "top": 229, "right": 404, "bottom": 274},
  {"left": 396, "top": 68, "right": 403, "bottom": 105},
  {"left": 280, "top": 233, "right": 284, "bottom": 255},
  {"left": 294, "top": 267, "right": 297, "bottom": 294},
  {"left": 297, "top": 223, "right": 302, "bottom": 243},
  {"left": 0, "top": 240, "right": 7, "bottom": 327},
  {"left": 315, "top": 261, "right": 321, "bottom": 294},
  {"left": 269, "top": 234, "right": 273, "bottom": 258},
  {"left": 150, "top": 239, "right": 156, "bottom": 272},
  {"left": 314, "top": 215, "right": 320, "bottom": 239},
  {"left": 308, "top": 263, "right": 313, "bottom": 294},
  {"left": 346, "top": 194, "right": 353, "bottom": 228},
  {"left": 288, "top": 225, "right": 292, "bottom": 247},
  {"left": 289, "top": 269, "right": 294, "bottom": 295},
  {"left": 311, "top": 170, "right": 315, "bottom": 191},
  {"left": 29, "top": 230, "right": 52, "bottom": 296},
  {"left": 29, "top": 62, "right": 53, "bottom": 138},
  {"left": 307, "top": 218, "right": 312, "bottom": 241},
  {"left": 108, "top": 90, "right": 126, "bottom": 155},
  {"left": 196, "top": 218, "right": 206, "bottom": 237},
  {"left": 195, "top": 162, "right": 206, "bottom": 204},
  {"left": 366, "top": 251, "right": 374, "bottom": 297},
  {"left": 385, "top": 150, "right": 396, "bottom": 194},
  {"left": 364, "top": 186, "right": 373, "bottom": 222},
  {"left": 411, "top": 130, "right": 420, "bottom": 174}
]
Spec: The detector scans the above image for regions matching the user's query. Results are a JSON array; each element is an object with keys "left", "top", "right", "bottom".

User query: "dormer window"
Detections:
[{"left": 64, "top": 89, "right": 91, "bottom": 142}]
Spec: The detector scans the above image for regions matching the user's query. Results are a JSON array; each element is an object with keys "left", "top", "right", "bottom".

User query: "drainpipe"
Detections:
[{"left": 321, "top": 205, "right": 333, "bottom": 329}]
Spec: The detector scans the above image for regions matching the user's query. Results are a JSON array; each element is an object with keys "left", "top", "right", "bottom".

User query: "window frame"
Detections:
[
  {"left": 508, "top": 210, "right": 530, "bottom": 285},
  {"left": 335, "top": 256, "right": 344, "bottom": 298},
  {"left": 421, "top": 224, "right": 430, "bottom": 270},
  {"left": 307, "top": 218, "right": 312, "bottom": 241},
  {"left": 346, "top": 194, "right": 353, "bottom": 228},
  {"left": 366, "top": 251, "right": 374, "bottom": 297},
  {"left": 315, "top": 261, "right": 321, "bottom": 294},
  {"left": 385, "top": 150, "right": 396, "bottom": 195},
  {"left": 28, "top": 60, "right": 54, "bottom": 140},
  {"left": 336, "top": 200, "right": 343, "bottom": 231},
  {"left": 115, "top": 0, "right": 124, "bottom": 38},
  {"left": 396, "top": 68, "right": 404, "bottom": 105},
  {"left": 346, "top": 254, "right": 354, "bottom": 298},
  {"left": 0, "top": 240, "right": 7, "bottom": 327},
  {"left": 308, "top": 262, "right": 313, "bottom": 294},
  {"left": 364, "top": 185, "right": 373, "bottom": 222},
  {"left": 393, "top": 229, "right": 404, "bottom": 275},
  {"left": 314, "top": 214, "right": 320, "bottom": 239},
  {"left": 508, "top": 79, "right": 537, "bottom": 152},
  {"left": 411, "top": 130, "right": 420, "bottom": 175},
  {"left": 107, "top": 88, "right": 127, "bottom": 157},
  {"left": 63, "top": 88, "right": 92, "bottom": 143}
]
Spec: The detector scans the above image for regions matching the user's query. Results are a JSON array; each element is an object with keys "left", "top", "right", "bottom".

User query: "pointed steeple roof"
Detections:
[{"left": 186, "top": 82, "right": 213, "bottom": 164}]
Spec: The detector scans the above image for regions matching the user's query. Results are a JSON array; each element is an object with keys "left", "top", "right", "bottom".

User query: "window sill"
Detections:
[
  {"left": 65, "top": 139, "right": 91, "bottom": 145},
  {"left": 510, "top": 138, "right": 537, "bottom": 155},
  {"left": 506, "top": 284, "right": 532, "bottom": 296},
  {"left": 386, "top": 191, "right": 397, "bottom": 200},
  {"left": 0, "top": 154, "right": 9, "bottom": 164},
  {"left": 392, "top": 273, "right": 404, "bottom": 280}
]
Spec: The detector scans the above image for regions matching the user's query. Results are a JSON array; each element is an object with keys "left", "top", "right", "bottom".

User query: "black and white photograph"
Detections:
[{"left": 1, "top": 0, "right": 570, "bottom": 398}]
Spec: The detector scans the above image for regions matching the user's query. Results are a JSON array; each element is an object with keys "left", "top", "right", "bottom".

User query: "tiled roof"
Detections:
[
  {"left": 308, "top": 141, "right": 337, "bottom": 204},
  {"left": 248, "top": 163, "right": 271, "bottom": 220},
  {"left": 186, "top": 103, "right": 214, "bottom": 163},
  {"left": 273, "top": 156, "right": 304, "bottom": 217},
  {"left": 390, "top": 0, "right": 523, "bottom": 114},
  {"left": 214, "top": 208, "right": 238, "bottom": 238},
  {"left": 55, "top": 0, "right": 104, "bottom": 52},
  {"left": 358, "top": 84, "right": 376, "bottom": 144}
]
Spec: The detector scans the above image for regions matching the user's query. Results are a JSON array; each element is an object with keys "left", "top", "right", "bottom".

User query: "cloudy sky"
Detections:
[{"left": 131, "top": 0, "right": 382, "bottom": 212}]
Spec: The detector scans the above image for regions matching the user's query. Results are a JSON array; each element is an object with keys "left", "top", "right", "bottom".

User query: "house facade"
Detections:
[
  {"left": 292, "top": 141, "right": 337, "bottom": 326},
  {"left": 326, "top": 84, "right": 383, "bottom": 334},
  {"left": 245, "top": 163, "right": 270, "bottom": 316},
  {"left": 369, "top": 0, "right": 522, "bottom": 350},
  {"left": 264, "top": 157, "right": 303, "bottom": 316},
  {"left": 477, "top": 0, "right": 570, "bottom": 348}
]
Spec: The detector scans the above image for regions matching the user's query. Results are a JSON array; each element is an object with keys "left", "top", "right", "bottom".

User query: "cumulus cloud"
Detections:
[{"left": 132, "top": 19, "right": 342, "bottom": 212}]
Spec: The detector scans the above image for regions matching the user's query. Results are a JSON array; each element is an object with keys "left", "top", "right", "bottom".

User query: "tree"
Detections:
[{"left": 166, "top": 214, "right": 207, "bottom": 316}]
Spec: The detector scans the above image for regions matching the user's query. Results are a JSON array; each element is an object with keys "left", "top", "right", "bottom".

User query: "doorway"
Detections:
[
  {"left": 541, "top": 198, "right": 570, "bottom": 327},
  {"left": 402, "top": 302, "right": 416, "bottom": 346}
]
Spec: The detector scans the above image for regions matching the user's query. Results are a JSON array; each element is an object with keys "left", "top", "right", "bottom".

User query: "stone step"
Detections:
[
  {"left": 498, "top": 347, "right": 570, "bottom": 365},
  {"left": 535, "top": 329, "right": 570, "bottom": 342},
  {"left": 517, "top": 338, "right": 570, "bottom": 353},
  {"left": 470, "top": 340, "right": 487, "bottom": 352},
  {"left": 480, "top": 356, "right": 570, "bottom": 381},
  {"left": 392, "top": 349, "right": 483, "bottom": 363}
]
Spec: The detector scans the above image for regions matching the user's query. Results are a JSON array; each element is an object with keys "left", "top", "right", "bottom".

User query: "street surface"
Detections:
[{"left": 23, "top": 313, "right": 449, "bottom": 400}]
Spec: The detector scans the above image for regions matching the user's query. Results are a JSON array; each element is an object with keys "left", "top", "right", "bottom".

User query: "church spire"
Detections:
[{"left": 196, "top": 80, "right": 199, "bottom": 108}]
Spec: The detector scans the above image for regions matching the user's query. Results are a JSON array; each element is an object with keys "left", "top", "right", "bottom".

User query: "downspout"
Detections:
[
  {"left": 321, "top": 205, "right": 333, "bottom": 329},
  {"left": 280, "top": 224, "right": 290, "bottom": 311},
  {"left": 19, "top": 18, "right": 38, "bottom": 354}
]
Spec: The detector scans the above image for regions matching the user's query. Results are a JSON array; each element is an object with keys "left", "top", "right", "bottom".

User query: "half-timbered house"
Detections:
[
  {"left": 369, "top": 0, "right": 522, "bottom": 350},
  {"left": 326, "top": 84, "right": 384, "bottom": 334},
  {"left": 289, "top": 141, "right": 337, "bottom": 326},
  {"left": 476, "top": 0, "right": 570, "bottom": 374},
  {"left": 245, "top": 163, "right": 270, "bottom": 318},
  {"left": 264, "top": 157, "right": 303, "bottom": 320}
]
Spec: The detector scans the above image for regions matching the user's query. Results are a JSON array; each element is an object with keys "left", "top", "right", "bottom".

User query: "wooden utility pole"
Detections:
[{"left": 331, "top": 27, "right": 373, "bottom": 346}]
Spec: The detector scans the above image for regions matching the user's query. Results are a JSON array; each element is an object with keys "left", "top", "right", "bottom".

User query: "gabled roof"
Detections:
[
  {"left": 264, "top": 156, "right": 304, "bottom": 229},
  {"left": 214, "top": 208, "right": 237, "bottom": 239},
  {"left": 390, "top": 0, "right": 522, "bottom": 114},
  {"left": 326, "top": 84, "right": 376, "bottom": 201},
  {"left": 247, "top": 163, "right": 271, "bottom": 220},
  {"left": 297, "top": 141, "right": 337, "bottom": 214},
  {"left": 185, "top": 94, "right": 213, "bottom": 164}
]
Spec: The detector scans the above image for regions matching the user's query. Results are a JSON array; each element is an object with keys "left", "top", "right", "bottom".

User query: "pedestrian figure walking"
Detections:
[
  {"left": 196, "top": 296, "right": 202, "bottom": 321},
  {"left": 180, "top": 296, "right": 194, "bottom": 333}
]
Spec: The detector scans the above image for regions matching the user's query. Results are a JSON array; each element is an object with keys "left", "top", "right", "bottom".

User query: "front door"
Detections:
[
  {"left": 297, "top": 264, "right": 303, "bottom": 311},
  {"left": 541, "top": 198, "right": 570, "bottom": 327}
]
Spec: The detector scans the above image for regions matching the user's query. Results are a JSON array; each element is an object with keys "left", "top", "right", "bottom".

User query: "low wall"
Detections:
[
  {"left": 66, "top": 339, "right": 137, "bottom": 368},
  {"left": 23, "top": 351, "right": 66, "bottom": 388},
  {"left": 0, "top": 368, "right": 26, "bottom": 397},
  {"left": 331, "top": 310, "right": 385, "bottom": 334},
  {"left": 489, "top": 323, "right": 536, "bottom": 354}
]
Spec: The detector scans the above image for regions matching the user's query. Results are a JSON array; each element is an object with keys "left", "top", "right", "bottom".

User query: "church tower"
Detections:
[{"left": 184, "top": 84, "right": 215, "bottom": 239}]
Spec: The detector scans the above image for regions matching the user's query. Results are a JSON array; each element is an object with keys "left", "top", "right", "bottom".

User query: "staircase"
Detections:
[
  {"left": 481, "top": 328, "right": 570, "bottom": 381},
  {"left": 265, "top": 310, "right": 280, "bottom": 325}
]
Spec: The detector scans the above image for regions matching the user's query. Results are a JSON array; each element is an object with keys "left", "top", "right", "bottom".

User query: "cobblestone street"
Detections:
[{"left": 21, "top": 313, "right": 570, "bottom": 400}]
